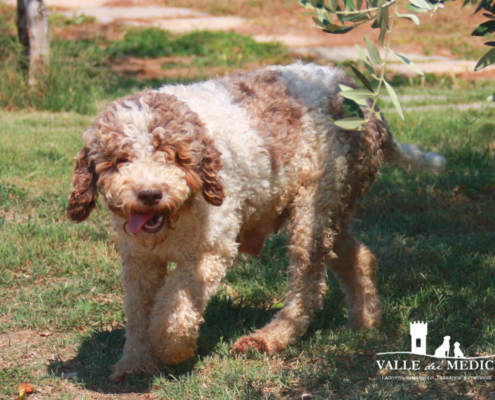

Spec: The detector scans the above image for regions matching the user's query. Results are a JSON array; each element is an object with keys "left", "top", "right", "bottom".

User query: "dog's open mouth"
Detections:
[{"left": 128, "top": 211, "right": 166, "bottom": 234}]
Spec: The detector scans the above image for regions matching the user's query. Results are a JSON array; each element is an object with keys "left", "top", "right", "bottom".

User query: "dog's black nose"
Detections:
[{"left": 138, "top": 189, "right": 162, "bottom": 205}]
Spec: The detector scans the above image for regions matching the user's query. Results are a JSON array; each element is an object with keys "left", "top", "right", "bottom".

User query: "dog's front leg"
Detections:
[
  {"left": 110, "top": 252, "right": 167, "bottom": 382},
  {"left": 148, "top": 252, "right": 230, "bottom": 365}
]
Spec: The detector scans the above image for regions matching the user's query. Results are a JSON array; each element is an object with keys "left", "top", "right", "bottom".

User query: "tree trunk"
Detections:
[{"left": 17, "top": 0, "right": 49, "bottom": 88}]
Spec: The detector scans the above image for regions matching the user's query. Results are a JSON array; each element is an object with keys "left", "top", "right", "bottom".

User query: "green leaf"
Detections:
[
  {"left": 378, "top": 7, "right": 389, "bottom": 45},
  {"left": 339, "top": 86, "right": 375, "bottom": 106},
  {"left": 329, "top": 0, "right": 339, "bottom": 12},
  {"left": 376, "top": 0, "right": 389, "bottom": 45},
  {"left": 312, "top": 17, "right": 327, "bottom": 28},
  {"left": 341, "top": 13, "right": 370, "bottom": 22},
  {"left": 475, "top": 0, "right": 493, "bottom": 14},
  {"left": 372, "top": 0, "right": 392, "bottom": 32},
  {"left": 397, "top": 13, "right": 420, "bottom": 25},
  {"left": 364, "top": 64, "right": 379, "bottom": 79},
  {"left": 408, "top": 0, "right": 433, "bottom": 12},
  {"left": 405, "top": 4, "right": 430, "bottom": 13},
  {"left": 383, "top": 80, "right": 404, "bottom": 120},
  {"left": 472, "top": 20, "right": 495, "bottom": 36},
  {"left": 349, "top": 64, "right": 375, "bottom": 92},
  {"left": 392, "top": 51, "right": 424, "bottom": 76},
  {"left": 343, "top": 98, "right": 365, "bottom": 119},
  {"left": 475, "top": 47, "right": 495, "bottom": 70},
  {"left": 323, "top": 25, "right": 355, "bottom": 34},
  {"left": 316, "top": 7, "right": 330, "bottom": 24},
  {"left": 339, "top": 84, "right": 354, "bottom": 92},
  {"left": 356, "top": 0, "right": 364, "bottom": 9},
  {"left": 343, "top": 0, "right": 356, "bottom": 11},
  {"left": 355, "top": 44, "right": 372, "bottom": 66},
  {"left": 355, "top": 44, "right": 379, "bottom": 77},
  {"left": 485, "top": 41, "right": 495, "bottom": 47},
  {"left": 482, "top": 13, "right": 495, "bottom": 19},
  {"left": 365, "top": 37, "right": 382, "bottom": 64},
  {"left": 332, "top": 117, "right": 367, "bottom": 130}
]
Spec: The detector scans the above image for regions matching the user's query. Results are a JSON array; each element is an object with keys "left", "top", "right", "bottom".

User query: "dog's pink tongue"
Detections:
[{"left": 128, "top": 212, "right": 156, "bottom": 234}]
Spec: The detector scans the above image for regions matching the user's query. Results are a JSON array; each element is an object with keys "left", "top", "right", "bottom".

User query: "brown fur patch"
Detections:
[
  {"left": 144, "top": 90, "right": 225, "bottom": 206},
  {"left": 237, "top": 211, "right": 288, "bottom": 256},
  {"left": 328, "top": 79, "right": 389, "bottom": 217},
  {"left": 66, "top": 147, "right": 98, "bottom": 222},
  {"left": 221, "top": 70, "right": 304, "bottom": 170},
  {"left": 330, "top": 229, "right": 382, "bottom": 329},
  {"left": 221, "top": 70, "right": 304, "bottom": 255},
  {"left": 231, "top": 336, "right": 269, "bottom": 357}
]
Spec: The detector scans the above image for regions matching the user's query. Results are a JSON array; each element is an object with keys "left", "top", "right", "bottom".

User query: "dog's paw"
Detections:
[
  {"left": 231, "top": 335, "right": 270, "bottom": 358},
  {"left": 109, "top": 355, "right": 161, "bottom": 382}
]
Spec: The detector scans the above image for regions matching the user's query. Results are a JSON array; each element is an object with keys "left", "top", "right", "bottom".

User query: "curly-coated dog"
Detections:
[{"left": 67, "top": 63, "right": 445, "bottom": 381}]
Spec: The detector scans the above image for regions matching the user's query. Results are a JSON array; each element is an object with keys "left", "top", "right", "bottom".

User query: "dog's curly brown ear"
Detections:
[
  {"left": 148, "top": 91, "right": 225, "bottom": 206},
  {"left": 67, "top": 147, "right": 98, "bottom": 222},
  {"left": 199, "top": 138, "right": 225, "bottom": 206}
]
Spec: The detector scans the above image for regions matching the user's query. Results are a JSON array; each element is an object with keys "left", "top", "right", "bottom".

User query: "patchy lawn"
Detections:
[{"left": 1, "top": 80, "right": 495, "bottom": 399}]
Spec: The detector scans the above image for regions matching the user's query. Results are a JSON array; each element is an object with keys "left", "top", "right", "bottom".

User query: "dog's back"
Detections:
[{"left": 159, "top": 64, "right": 385, "bottom": 216}]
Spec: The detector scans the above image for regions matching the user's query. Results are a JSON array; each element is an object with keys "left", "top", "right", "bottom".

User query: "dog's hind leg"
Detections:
[
  {"left": 231, "top": 185, "right": 331, "bottom": 355},
  {"left": 329, "top": 226, "right": 381, "bottom": 329}
]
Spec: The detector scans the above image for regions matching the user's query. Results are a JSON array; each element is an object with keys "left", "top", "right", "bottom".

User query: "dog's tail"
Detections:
[
  {"left": 384, "top": 139, "right": 446, "bottom": 174},
  {"left": 380, "top": 122, "right": 446, "bottom": 174}
]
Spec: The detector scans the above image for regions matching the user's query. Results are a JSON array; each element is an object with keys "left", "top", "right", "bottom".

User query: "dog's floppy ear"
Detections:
[
  {"left": 149, "top": 91, "right": 225, "bottom": 206},
  {"left": 67, "top": 147, "right": 98, "bottom": 222},
  {"left": 198, "top": 138, "right": 225, "bottom": 206},
  {"left": 167, "top": 135, "right": 225, "bottom": 207}
]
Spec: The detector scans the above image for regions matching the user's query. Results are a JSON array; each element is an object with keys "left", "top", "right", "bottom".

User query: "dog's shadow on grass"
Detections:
[{"left": 46, "top": 297, "right": 281, "bottom": 394}]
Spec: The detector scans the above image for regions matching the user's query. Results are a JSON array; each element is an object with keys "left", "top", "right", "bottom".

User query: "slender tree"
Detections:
[{"left": 17, "top": 0, "right": 49, "bottom": 88}]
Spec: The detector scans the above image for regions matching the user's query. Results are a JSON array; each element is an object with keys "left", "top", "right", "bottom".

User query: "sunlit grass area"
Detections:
[
  {"left": 1, "top": 87, "right": 495, "bottom": 398},
  {"left": 1, "top": 0, "right": 495, "bottom": 397}
]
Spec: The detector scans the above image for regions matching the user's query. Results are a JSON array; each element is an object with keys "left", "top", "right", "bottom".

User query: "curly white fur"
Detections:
[{"left": 67, "top": 63, "right": 445, "bottom": 381}]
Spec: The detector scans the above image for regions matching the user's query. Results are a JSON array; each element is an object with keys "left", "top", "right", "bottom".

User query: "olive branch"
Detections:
[{"left": 300, "top": 0, "right": 495, "bottom": 130}]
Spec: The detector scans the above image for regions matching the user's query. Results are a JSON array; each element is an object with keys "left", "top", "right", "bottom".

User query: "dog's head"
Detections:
[{"left": 67, "top": 90, "right": 225, "bottom": 237}]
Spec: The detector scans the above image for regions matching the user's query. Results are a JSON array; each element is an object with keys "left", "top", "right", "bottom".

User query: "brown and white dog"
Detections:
[{"left": 67, "top": 63, "right": 445, "bottom": 381}]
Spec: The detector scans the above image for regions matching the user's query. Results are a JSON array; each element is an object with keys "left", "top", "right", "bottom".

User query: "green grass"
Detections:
[
  {"left": 106, "top": 28, "right": 287, "bottom": 67},
  {"left": 0, "top": 27, "right": 287, "bottom": 114},
  {"left": 1, "top": 0, "right": 495, "bottom": 397},
  {"left": 1, "top": 82, "right": 495, "bottom": 399},
  {"left": 0, "top": 5, "right": 288, "bottom": 115},
  {"left": 0, "top": 35, "right": 108, "bottom": 114}
]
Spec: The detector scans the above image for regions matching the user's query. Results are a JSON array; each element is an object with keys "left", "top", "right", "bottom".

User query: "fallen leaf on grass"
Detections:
[{"left": 16, "top": 382, "right": 34, "bottom": 400}]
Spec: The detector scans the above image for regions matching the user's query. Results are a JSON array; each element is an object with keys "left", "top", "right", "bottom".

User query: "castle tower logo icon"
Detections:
[
  {"left": 376, "top": 321, "right": 495, "bottom": 361},
  {"left": 410, "top": 321, "right": 427, "bottom": 355}
]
